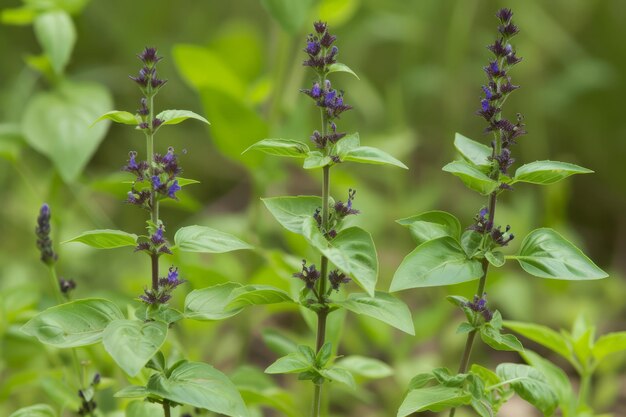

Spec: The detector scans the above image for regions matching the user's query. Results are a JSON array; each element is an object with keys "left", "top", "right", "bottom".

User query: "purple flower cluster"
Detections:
[
  {"left": 478, "top": 9, "right": 526, "bottom": 177},
  {"left": 59, "top": 278, "right": 76, "bottom": 295},
  {"left": 140, "top": 266, "right": 186, "bottom": 305},
  {"left": 293, "top": 260, "right": 321, "bottom": 290},
  {"left": 78, "top": 373, "right": 101, "bottom": 416},
  {"left": 328, "top": 270, "right": 350, "bottom": 292},
  {"left": 301, "top": 22, "right": 353, "bottom": 150},
  {"left": 465, "top": 293, "right": 493, "bottom": 323},
  {"left": 135, "top": 225, "right": 173, "bottom": 255},
  {"left": 314, "top": 189, "right": 360, "bottom": 239},
  {"left": 334, "top": 189, "right": 359, "bottom": 218},
  {"left": 469, "top": 207, "right": 514, "bottom": 247},
  {"left": 125, "top": 146, "right": 182, "bottom": 209},
  {"left": 35, "top": 204, "right": 58, "bottom": 266},
  {"left": 129, "top": 47, "right": 167, "bottom": 92}
]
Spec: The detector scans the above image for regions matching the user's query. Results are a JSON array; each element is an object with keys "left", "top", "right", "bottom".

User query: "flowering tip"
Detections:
[
  {"left": 138, "top": 47, "right": 162, "bottom": 65},
  {"left": 313, "top": 21, "right": 327, "bottom": 34},
  {"left": 496, "top": 8, "right": 513, "bottom": 23}
]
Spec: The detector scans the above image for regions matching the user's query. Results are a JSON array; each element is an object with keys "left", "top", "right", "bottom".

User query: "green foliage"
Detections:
[
  {"left": 8, "top": 404, "right": 56, "bottom": 417},
  {"left": 326, "top": 63, "right": 360, "bottom": 79},
  {"left": 146, "top": 361, "right": 249, "bottom": 417},
  {"left": 334, "top": 355, "right": 393, "bottom": 379},
  {"left": 22, "top": 299, "right": 124, "bottom": 348},
  {"left": 397, "top": 386, "right": 471, "bottom": 416},
  {"left": 102, "top": 319, "right": 168, "bottom": 377},
  {"left": 63, "top": 229, "right": 138, "bottom": 249},
  {"left": 512, "top": 228, "right": 608, "bottom": 280},
  {"left": 33, "top": 10, "right": 75, "bottom": 75},
  {"left": 260, "top": 0, "right": 313, "bottom": 33},
  {"left": 243, "top": 138, "right": 310, "bottom": 158},
  {"left": 174, "top": 225, "right": 252, "bottom": 253},
  {"left": 333, "top": 291, "right": 415, "bottom": 335},
  {"left": 396, "top": 210, "right": 462, "bottom": 246},
  {"left": 495, "top": 363, "right": 558, "bottom": 416},
  {"left": 442, "top": 160, "right": 499, "bottom": 195},
  {"left": 155, "top": 109, "right": 210, "bottom": 126},
  {"left": 512, "top": 161, "right": 593, "bottom": 185},
  {"left": 454, "top": 133, "right": 492, "bottom": 167},
  {"left": 262, "top": 196, "right": 322, "bottom": 235}
]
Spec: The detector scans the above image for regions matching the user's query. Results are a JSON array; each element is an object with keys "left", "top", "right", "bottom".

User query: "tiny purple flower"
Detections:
[
  {"left": 167, "top": 180, "right": 181, "bottom": 199},
  {"left": 151, "top": 175, "right": 162, "bottom": 189}
]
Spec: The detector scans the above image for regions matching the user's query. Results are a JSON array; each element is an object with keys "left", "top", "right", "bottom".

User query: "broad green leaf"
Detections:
[
  {"left": 34, "top": 11, "right": 76, "bottom": 74},
  {"left": 0, "top": 123, "right": 23, "bottom": 162},
  {"left": 305, "top": 223, "right": 378, "bottom": 297},
  {"left": 513, "top": 161, "right": 593, "bottom": 185},
  {"left": 260, "top": 0, "right": 313, "bottom": 33},
  {"left": 102, "top": 319, "right": 168, "bottom": 377},
  {"left": 147, "top": 361, "right": 249, "bottom": 417},
  {"left": 125, "top": 401, "right": 163, "bottom": 417},
  {"left": 155, "top": 109, "right": 210, "bottom": 126},
  {"left": 522, "top": 350, "right": 575, "bottom": 415},
  {"left": 592, "top": 332, "right": 626, "bottom": 362},
  {"left": 326, "top": 62, "right": 360, "bottom": 79},
  {"left": 461, "top": 230, "right": 483, "bottom": 258},
  {"left": 177, "top": 177, "right": 200, "bottom": 187},
  {"left": 174, "top": 225, "right": 252, "bottom": 253},
  {"left": 503, "top": 321, "right": 572, "bottom": 361},
  {"left": 454, "top": 133, "right": 492, "bottom": 167},
  {"left": 495, "top": 363, "right": 558, "bottom": 416},
  {"left": 92, "top": 110, "right": 138, "bottom": 126},
  {"left": 470, "top": 364, "right": 501, "bottom": 387},
  {"left": 397, "top": 211, "right": 462, "bottom": 245},
  {"left": 114, "top": 385, "right": 148, "bottom": 399},
  {"left": 63, "top": 229, "right": 137, "bottom": 249},
  {"left": 485, "top": 251, "right": 505, "bottom": 267},
  {"left": 243, "top": 139, "right": 310, "bottom": 158},
  {"left": 303, "top": 151, "right": 332, "bottom": 169},
  {"left": 513, "top": 228, "right": 607, "bottom": 280},
  {"left": 341, "top": 146, "right": 408, "bottom": 169},
  {"left": 136, "top": 304, "right": 183, "bottom": 324},
  {"left": 1, "top": 7, "right": 36, "bottom": 25},
  {"left": 480, "top": 326, "right": 524, "bottom": 352},
  {"left": 262, "top": 196, "right": 322, "bottom": 235},
  {"left": 391, "top": 237, "right": 483, "bottom": 291},
  {"left": 22, "top": 80, "right": 112, "bottom": 182},
  {"left": 226, "top": 285, "right": 294, "bottom": 309},
  {"left": 334, "top": 132, "right": 361, "bottom": 155},
  {"left": 407, "top": 373, "right": 436, "bottom": 390},
  {"left": 8, "top": 404, "right": 56, "bottom": 417},
  {"left": 184, "top": 283, "right": 244, "bottom": 320},
  {"left": 335, "top": 355, "right": 393, "bottom": 379},
  {"left": 334, "top": 291, "right": 414, "bottom": 335},
  {"left": 319, "top": 367, "right": 356, "bottom": 389},
  {"left": 442, "top": 160, "right": 498, "bottom": 195},
  {"left": 265, "top": 351, "right": 313, "bottom": 374},
  {"left": 397, "top": 386, "right": 471, "bottom": 417},
  {"left": 22, "top": 298, "right": 124, "bottom": 348}
]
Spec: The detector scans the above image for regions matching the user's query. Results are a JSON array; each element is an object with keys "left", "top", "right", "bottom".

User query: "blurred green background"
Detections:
[{"left": 1, "top": 0, "right": 625, "bottom": 416}]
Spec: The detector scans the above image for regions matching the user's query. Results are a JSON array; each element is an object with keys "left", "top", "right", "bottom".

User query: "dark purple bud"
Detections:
[
  {"left": 305, "top": 41, "right": 321, "bottom": 56},
  {"left": 334, "top": 189, "right": 359, "bottom": 218},
  {"left": 92, "top": 373, "right": 101, "bottom": 385},
  {"left": 151, "top": 175, "right": 162, "bottom": 190},
  {"left": 138, "top": 98, "right": 149, "bottom": 116},
  {"left": 496, "top": 8, "right": 513, "bottom": 23},
  {"left": 329, "top": 269, "right": 351, "bottom": 291},
  {"left": 59, "top": 278, "right": 76, "bottom": 294},
  {"left": 151, "top": 77, "right": 168, "bottom": 89},
  {"left": 313, "top": 21, "right": 327, "bottom": 34},
  {"left": 481, "top": 99, "right": 489, "bottom": 112},
  {"left": 311, "top": 82, "right": 321, "bottom": 98},
  {"left": 499, "top": 22, "right": 519, "bottom": 37},
  {"left": 320, "top": 32, "right": 336, "bottom": 48},
  {"left": 482, "top": 86, "right": 493, "bottom": 100},
  {"left": 36, "top": 204, "right": 58, "bottom": 266},
  {"left": 139, "top": 122, "right": 149, "bottom": 129},
  {"left": 293, "top": 260, "right": 320, "bottom": 289},
  {"left": 167, "top": 180, "right": 181, "bottom": 199},
  {"left": 152, "top": 118, "right": 163, "bottom": 129},
  {"left": 138, "top": 47, "right": 162, "bottom": 65}
]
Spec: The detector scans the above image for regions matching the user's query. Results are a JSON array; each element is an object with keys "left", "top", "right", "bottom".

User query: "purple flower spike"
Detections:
[{"left": 36, "top": 203, "right": 58, "bottom": 265}]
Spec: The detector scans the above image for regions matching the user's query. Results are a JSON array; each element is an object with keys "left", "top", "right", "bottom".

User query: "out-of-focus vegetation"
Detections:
[{"left": 1, "top": 0, "right": 624, "bottom": 416}]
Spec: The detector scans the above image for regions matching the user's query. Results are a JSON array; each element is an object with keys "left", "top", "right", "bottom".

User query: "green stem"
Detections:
[
  {"left": 163, "top": 401, "right": 171, "bottom": 417},
  {"left": 578, "top": 372, "right": 591, "bottom": 409},
  {"left": 47, "top": 266, "right": 63, "bottom": 304}
]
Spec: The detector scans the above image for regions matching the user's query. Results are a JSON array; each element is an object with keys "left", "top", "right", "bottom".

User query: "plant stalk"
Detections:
[{"left": 163, "top": 401, "right": 171, "bottom": 417}]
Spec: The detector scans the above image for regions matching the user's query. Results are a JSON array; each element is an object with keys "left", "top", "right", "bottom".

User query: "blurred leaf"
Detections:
[
  {"left": 495, "top": 363, "right": 558, "bottom": 416},
  {"left": 261, "top": 329, "right": 298, "bottom": 356},
  {"left": 485, "top": 250, "right": 504, "bottom": 267},
  {"left": 8, "top": 404, "right": 56, "bottom": 417},
  {"left": 391, "top": 237, "right": 483, "bottom": 291},
  {"left": 40, "top": 376, "right": 81, "bottom": 409},
  {"left": 226, "top": 285, "right": 294, "bottom": 309},
  {"left": 341, "top": 145, "right": 408, "bottom": 169},
  {"left": 262, "top": 196, "right": 322, "bottom": 235},
  {"left": 503, "top": 321, "right": 572, "bottom": 362},
  {"left": 125, "top": 401, "right": 163, "bottom": 417},
  {"left": 63, "top": 229, "right": 138, "bottom": 249},
  {"left": 0, "top": 123, "right": 24, "bottom": 162},
  {"left": 22, "top": 298, "right": 124, "bottom": 348},
  {"left": 318, "top": 0, "right": 360, "bottom": 26},
  {"left": 398, "top": 386, "right": 471, "bottom": 416},
  {"left": 442, "top": 160, "right": 498, "bottom": 195},
  {"left": 303, "top": 151, "right": 332, "bottom": 169},
  {"left": 114, "top": 385, "right": 148, "bottom": 399},
  {"left": 319, "top": 367, "right": 356, "bottom": 389},
  {"left": 260, "top": 0, "right": 313, "bottom": 33},
  {"left": 174, "top": 225, "right": 252, "bottom": 253},
  {"left": 480, "top": 326, "right": 523, "bottom": 352},
  {"left": 147, "top": 361, "right": 249, "bottom": 417},
  {"left": 454, "top": 133, "right": 491, "bottom": 167},
  {"left": 265, "top": 349, "right": 314, "bottom": 374},
  {"left": 156, "top": 109, "right": 210, "bottom": 126},
  {"left": 102, "top": 319, "right": 168, "bottom": 377},
  {"left": 521, "top": 350, "right": 575, "bottom": 415},
  {"left": 592, "top": 332, "right": 626, "bottom": 362},
  {"left": 396, "top": 210, "right": 462, "bottom": 246},
  {"left": 512, "top": 228, "right": 608, "bottom": 280},
  {"left": 33, "top": 10, "right": 76, "bottom": 75},
  {"left": 1, "top": 7, "right": 36, "bottom": 25},
  {"left": 327, "top": 63, "right": 360, "bottom": 79},
  {"left": 335, "top": 355, "right": 393, "bottom": 379},
  {"left": 334, "top": 291, "right": 414, "bottom": 335},
  {"left": 24, "top": 0, "right": 90, "bottom": 14},
  {"left": 243, "top": 138, "right": 310, "bottom": 158},
  {"left": 22, "top": 80, "right": 112, "bottom": 182},
  {"left": 512, "top": 161, "right": 593, "bottom": 185},
  {"left": 184, "top": 283, "right": 244, "bottom": 321}
]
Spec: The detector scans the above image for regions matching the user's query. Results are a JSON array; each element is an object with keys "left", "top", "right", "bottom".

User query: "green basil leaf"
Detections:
[
  {"left": 92, "top": 110, "right": 138, "bottom": 126},
  {"left": 62, "top": 229, "right": 137, "bottom": 249},
  {"left": 397, "top": 210, "right": 462, "bottom": 245},
  {"left": 243, "top": 139, "right": 310, "bottom": 158},
  {"left": 513, "top": 160, "right": 593, "bottom": 185},
  {"left": 398, "top": 386, "right": 472, "bottom": 416},
  {"left": 174, "top": 225, "right": 252, "bottom": 253},
  {"left": 592, "top": 332, "right": 626, "bottom": 362},
  {"left": 512, "top": 228, "right": 608, "bottom": 280},
  {"left": 262, "top": 196, "right": 322, "bottom": 235},
  {"left": 503, "top": 320, "right": 572, "bottom": 362},
  {"left": 521, "top": 350, "right": 575, "bottom": 415},
  {"left": 265, "top": 350, "right": 313, "bottom": 374},
  {"left": 147, "top": 361, "right": 249, "bottom": 417},
  {"left": 34, "top": 11, "right": 75, "bottom": 75},
  {"left": 391, "top": 237, "right": 483, "bottom": 291},
  {"left": 303, "top": 151, "right": 332, "bottom": 169},
  {"left": 102, "top": 319, "right": 168, "bottom": 377},
  {"left": 326, "top": 62, "right": 360, "bottom": 79},
  {"left": 156, "top": 109, "right": 210, "bottom": 125},
  {"left": 442, "top": 160, "right": 498, "bottom": 195},
  {"left": 334, "top": 291, "right": 414, "bottom": 335},
  {"left": 454, "top": 132, "right": 492, "bottom": 167},
  {"left": 480, "top": 326, "right": 524, "bottom": 352},
  {"left": 226, "top": 285, "right": 294, "bottom": 309},
  {"left": 22, "top": 298, "right": 124, "bottom": 348},
  {"left": 319, "top": 367, "right": 356, "bottom": 389},
  {"left": 260, "top": 0, "right": 313, "bottom": 33},
  {"left": 495, "top": 363, "right": 558, "bottom": 416},
  {"left": 485, "top": 250, "right": 505, "bottom": 267},
  {"left": 114, "top": 385, "right": 149, "bottom": 399},
  {"left": 341, "top": 145, "right": 408, "bottom": 169},
  {"left": 8, "top": 404, "right": 56, "bottom": 417},
  {"left": 184, "top": 283, "right": 245, "bottom": 321}
]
